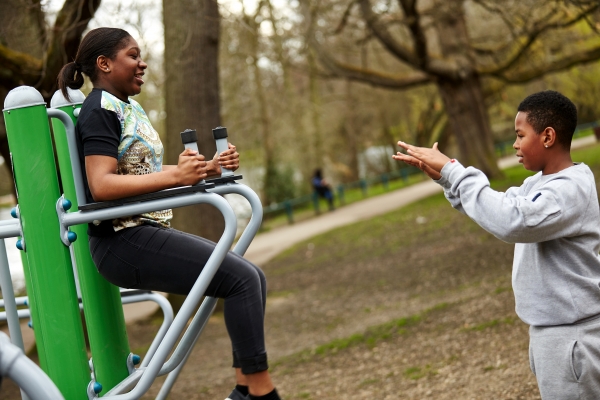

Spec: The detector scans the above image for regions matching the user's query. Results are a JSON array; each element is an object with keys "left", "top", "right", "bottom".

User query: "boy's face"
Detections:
[{"left": 513, "top": 111, "right": 547, "bottom": 172}]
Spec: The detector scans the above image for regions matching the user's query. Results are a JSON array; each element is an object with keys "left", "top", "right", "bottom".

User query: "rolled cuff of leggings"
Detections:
[{"left": 233, "top": 353, "right": 269, "bottom": 374}]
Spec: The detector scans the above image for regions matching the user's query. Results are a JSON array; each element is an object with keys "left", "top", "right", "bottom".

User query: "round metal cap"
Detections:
[
  {"left": 3, "top": 86, "right": 46, "bottom": 111},
  {"left": 50, "top": 88, "right": 86, "bottom": 108}
]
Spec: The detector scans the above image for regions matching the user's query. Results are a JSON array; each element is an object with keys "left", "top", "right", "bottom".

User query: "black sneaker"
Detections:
[{"left": 225, "top": 388, "right": 250, "bottom": 400}]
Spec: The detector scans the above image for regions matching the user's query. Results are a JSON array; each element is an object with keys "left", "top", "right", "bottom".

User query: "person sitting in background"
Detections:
[{"left": 312, "top": 169, "right": 334, "bottom": 211}]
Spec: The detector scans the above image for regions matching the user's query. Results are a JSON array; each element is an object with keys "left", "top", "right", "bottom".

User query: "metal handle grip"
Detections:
[{"left": 212, "top": 127, "right": 233, "bottom": 177}]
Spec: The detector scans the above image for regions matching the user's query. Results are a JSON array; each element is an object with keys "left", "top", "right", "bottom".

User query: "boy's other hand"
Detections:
[
  {"left": 393, "top": 142, "right": 450, "bottom": 180},
  {"left": 393, "top": 151, "right": 442, "bottom": 180},
  {"left": 395, "top": 142, "right": 450, "bottom": 171}
]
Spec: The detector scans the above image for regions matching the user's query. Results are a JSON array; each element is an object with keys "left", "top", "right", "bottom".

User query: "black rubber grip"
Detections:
[
  {"left": 212, "top": 126, "right": 228, "bottom": 140},
  {"left": 180, "top": 129, "right": 197, "bottom": 144}
]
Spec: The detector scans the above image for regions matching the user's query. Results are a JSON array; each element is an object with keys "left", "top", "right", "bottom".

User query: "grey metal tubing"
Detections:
[
  {"left": 47, "top": 109, "right": 86, "bottom": 207},
  {"left": 156, "top": 296, "right": 217, "bottom": 376},
  {"left": 0, "top": 242, "right": 30, "bottom": 400},
  {"left": 0, "top": 332, "right": 64, "bottom": 400},
  {"left": 0, "top": 296, "right": 28, "bottom": 309},
  {"left": 0, "top": 241, "right": 26, "bottom": 351},
  {"left": 156, "top": 182, "right": 264, "bottom": 398},
  {"left": 120, "top": 292, "right": 174, "bottom": 367},
  {"left": 210, "top": 183, "right": 264, "bottom": 255},
  {"left": 0, "top": 219, "right": 18, "bottom": 226},
  {"left": 154, "top": 297, "right": 217, "bottom": 399},
  {"left": 61, "top": 191, "right": 223, "bottom": 229},
  {"left": 0, "top": 297, "right": 30, "bottom": 324},
  {"left": 0, "top": 309, "right": 30, "bottom": 321},
  {"left": 101, "top": 194, "right": 237, "bottom": 399},
  {"left": 0, "top": 292, "right": 174, "bottom": 362},
  {"left": 0, "top": 220, "right": 20, "bottom": 239}
]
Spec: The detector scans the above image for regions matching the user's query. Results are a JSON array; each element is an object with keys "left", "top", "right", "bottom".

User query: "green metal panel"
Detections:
[
  {"left": 3, "top": 94, "right": 89, "bottom": 399},
  {"left": 51, "top": 102, "right": 131, "bottom": 393}
]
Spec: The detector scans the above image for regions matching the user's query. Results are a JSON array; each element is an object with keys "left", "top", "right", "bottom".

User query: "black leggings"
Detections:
[{"left": 89, "top": 224, "right": 268, "bottom": 374}]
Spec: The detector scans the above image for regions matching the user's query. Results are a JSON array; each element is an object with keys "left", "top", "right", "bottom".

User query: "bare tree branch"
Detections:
[
  {"left": 397, "top": 0, "right": 428, "bottom": 68},
  {"left": 357, "top": 0, "right": 419, "bottom": 68},
  {"left": 471, "top": 0, "right": 518, "bottom": 47},
  {"left": 310, "top": 37, "right": 431, "bottom": 89},
  {"left": 480, "top": 2, "right": 599, "bottom": 76},
  {"left": 488, "top": 44, "right": 600, "bottom": 83},
  {"left": 331, "top": 0, "right": 358, "bottom": 35},
  {"left": 357, "top": 0, "right": 463, "bottom": 78}
]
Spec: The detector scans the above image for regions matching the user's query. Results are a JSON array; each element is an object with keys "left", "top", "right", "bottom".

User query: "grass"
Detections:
[{"left": 271, "top": 302, "right": 451, "bottom": 369}]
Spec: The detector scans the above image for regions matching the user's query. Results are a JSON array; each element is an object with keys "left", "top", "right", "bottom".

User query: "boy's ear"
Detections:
[{"left": 541, "top": 127, "right": 557, "bottom": 148}]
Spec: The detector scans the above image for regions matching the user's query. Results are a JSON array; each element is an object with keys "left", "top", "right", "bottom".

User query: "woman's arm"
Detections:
[{"left": 86, "top": 148, "right": 207, "bottom": 201}]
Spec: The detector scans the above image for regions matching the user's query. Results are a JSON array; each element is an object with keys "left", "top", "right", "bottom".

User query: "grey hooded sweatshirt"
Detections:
[{"left": 436, "top": 160, "right": 600, "bottom": 326}]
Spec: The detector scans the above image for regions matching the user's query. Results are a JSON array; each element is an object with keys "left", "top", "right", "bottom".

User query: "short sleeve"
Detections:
[{"left": 79, "top": 108, "right": 121, "bottom": 159}]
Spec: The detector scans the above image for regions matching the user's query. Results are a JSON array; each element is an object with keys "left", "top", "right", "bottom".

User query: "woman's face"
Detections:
[{"left": 103, "top": 37, "right": 147, "bottom": 101}]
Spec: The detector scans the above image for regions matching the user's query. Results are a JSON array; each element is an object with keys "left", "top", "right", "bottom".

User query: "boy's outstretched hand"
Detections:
[{"left": 392, "top": 141, "right": 451, "bottom": 181}]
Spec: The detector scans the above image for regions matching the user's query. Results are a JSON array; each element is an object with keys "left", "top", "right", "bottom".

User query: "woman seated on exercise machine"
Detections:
[{"left": 57, "top": 27, "right": 280, "bottom": 400}]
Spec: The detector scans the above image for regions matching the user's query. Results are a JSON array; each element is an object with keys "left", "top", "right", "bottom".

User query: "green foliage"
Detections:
[{"left": 264, "top": 164, "right": 296, "bottom": 204}]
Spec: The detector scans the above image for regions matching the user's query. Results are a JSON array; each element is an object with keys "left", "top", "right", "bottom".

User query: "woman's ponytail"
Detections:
[{"left": 57, "top": 61, "right": 85, "bottom": 102}]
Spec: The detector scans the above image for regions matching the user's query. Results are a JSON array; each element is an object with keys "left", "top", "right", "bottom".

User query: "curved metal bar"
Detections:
[
  {"left": 101, "top": 194, "right": 237, "bottom": 399},
  {"left": 209, "top": 183, "right": 263, "bottom": 256},
  {"left": 156, "top": 295, "right": 217, "bottom": 377},
  {"left": 47, "top": 109, "right": 86, "bottom": 207},
  {"left": 156, "top": 182, "right": 264, "bottom": 398},
  {"left": 0, "top": 332, "right": 64, "bottom": 400},
  {"left": 0, "top": 241, "right": 26, "bottom": 352},
  {"left": 61, "top": 191, "right": 223, "bottom": 228},
  {"left": 119, "top": 292, "right": 174, "bottom": 368}
]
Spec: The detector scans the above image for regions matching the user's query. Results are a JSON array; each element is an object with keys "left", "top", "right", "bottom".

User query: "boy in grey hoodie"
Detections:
[{"left": 393, "top": 90, "right": 600, "bottom": 400}]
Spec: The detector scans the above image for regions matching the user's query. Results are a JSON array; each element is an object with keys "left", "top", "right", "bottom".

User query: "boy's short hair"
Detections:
[{"left": 517, "top": 90, "right": 577, "bottom": 148}]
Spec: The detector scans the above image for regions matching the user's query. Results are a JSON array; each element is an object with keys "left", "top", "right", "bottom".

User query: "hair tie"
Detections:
[{"left": 74, "top": 62, "right": 82, "bottom": 72}]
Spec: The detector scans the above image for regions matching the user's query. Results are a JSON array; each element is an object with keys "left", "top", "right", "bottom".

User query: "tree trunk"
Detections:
[
  {"left": 437, "top": 74, "right": 501, "bottom": 177},
  {"left": 434, "top": 1, "right": 502, "bottom": 178},
  {"left": 308, "top": 50, "right": 323, "bottom": 171},
  {"left": 245, "top": 7, "right": 275, "bottom": 205},
  {"left": 163, "top": 0, "right": 224, "bottom": 242},
  {"left": 344, "top": 79, "right": 360, "bottom": 181}
]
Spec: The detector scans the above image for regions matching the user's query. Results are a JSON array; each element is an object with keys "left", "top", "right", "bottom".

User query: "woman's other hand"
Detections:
[{"left": 216, "top": 143, "right": 239, "bottom": 172}]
